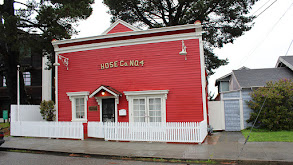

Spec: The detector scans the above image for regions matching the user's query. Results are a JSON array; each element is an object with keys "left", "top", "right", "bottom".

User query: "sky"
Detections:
[{"left": 2, "top": 0, "right": 292, "bottom": 95}]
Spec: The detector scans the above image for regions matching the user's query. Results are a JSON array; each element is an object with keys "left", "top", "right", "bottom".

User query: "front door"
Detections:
[{"left": 102, "top": 98, "right": 115, "bottom": 122}]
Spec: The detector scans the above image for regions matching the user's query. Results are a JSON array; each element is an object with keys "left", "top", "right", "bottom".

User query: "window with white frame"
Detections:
[
  {"left": 67, "top": 91, "right": 89, "bottom": 122},
  {"left": 23, "top": 72, "right": 31, "bottom": 86},
  {"left": 124, "top": 90, "right": 168, "bottom": 123}
]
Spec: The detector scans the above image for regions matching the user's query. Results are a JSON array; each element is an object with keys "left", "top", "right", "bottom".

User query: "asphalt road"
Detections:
[{"left": 0, "top": 151, "right": 189, "bottom": 165}]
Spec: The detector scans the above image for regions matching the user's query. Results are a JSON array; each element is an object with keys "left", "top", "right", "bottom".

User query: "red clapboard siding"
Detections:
[
  {"left": 107, "top": 23, "right": 133, "bottom": 34},
  {"left": 58, "top": 39, "right": 204, "bottom": 122}
]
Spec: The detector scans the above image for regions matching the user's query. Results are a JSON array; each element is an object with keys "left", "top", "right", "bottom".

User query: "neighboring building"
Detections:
[
  {"left": 52, "top": 20, "right": 208, "bottom": 139},
  {"left": 213, "top": 56, "right": 293, "bottom": 131},
  {"left": 0, "top": 50, "right": 42, "bottom": 118}
]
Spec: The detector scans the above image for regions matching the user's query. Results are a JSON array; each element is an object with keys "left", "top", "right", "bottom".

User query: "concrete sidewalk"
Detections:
[{"left": 1, "top": 132, "right": 293, "bottom": 163}]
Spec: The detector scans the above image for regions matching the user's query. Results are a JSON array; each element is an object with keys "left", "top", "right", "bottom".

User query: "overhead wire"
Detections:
[
  {"left": 256, "top": 0, "right": 277, "bottom": 17},
  {"left": 252, "top": 0, "right": 275, "bottom": 16},
  {"left": 236, "top": 1, "right": 293, "bottom": 68},
  {"left": 285, "top": 40, "right": 293, "bottom": 56}
]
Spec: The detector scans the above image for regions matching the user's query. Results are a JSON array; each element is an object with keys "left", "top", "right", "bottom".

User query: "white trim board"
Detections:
[
  {"left": 55, "top": 32, "right": 201, "bottom": 54},
  {"left": 52, "top": 23, "right": 202, "bottom": 46}
]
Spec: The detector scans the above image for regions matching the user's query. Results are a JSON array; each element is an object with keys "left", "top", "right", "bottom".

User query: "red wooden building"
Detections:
[{"left": 52, "top": 20, "right": 207, "bottom": 141}]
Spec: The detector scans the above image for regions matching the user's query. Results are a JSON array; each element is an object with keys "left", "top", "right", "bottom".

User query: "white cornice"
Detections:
[
  {"left": 52, "top": 23, "right": 201, "bottom": 46},
  {"left": 66, "top": 91, "right": 89, "bottom": 101},
  {"left": 124, "top": 90, "right": 169, "bottom": 96},
  {"left": 55, "top": 32, "right": 200, "bottom": 54},
  {"left": 124, "top": 90, "right": 169, "bottom": 101},
  {"left": 102, "top": 19, "right": 141, "bottom": 35}
]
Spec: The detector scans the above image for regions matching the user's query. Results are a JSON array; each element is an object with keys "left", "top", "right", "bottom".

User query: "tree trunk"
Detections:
[{"left": 2, "top": 0, "right": 28, "bottom": 104}]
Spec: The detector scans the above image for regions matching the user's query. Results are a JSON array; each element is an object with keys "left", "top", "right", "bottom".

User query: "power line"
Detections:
[
  {"left": 236, "top": 1, "right": 293, "bottom": 68},
  {"left": 285, "top": 40, "right": 293, "bottom": 56},
  {"left": 256, "top": 0, "right": 277, "bottom": 17},
  {"left": 252, "top": 0, "right": 274, "bottom": 16}
]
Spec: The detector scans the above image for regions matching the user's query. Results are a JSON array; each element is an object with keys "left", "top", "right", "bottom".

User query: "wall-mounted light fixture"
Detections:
[
  {"left": 101, "top": 90, "right": 105, "bottom": 96},
  {"left": 53, "top": 54, "right": 69, "bottom": 70},
  {"left": 179, "top": 40, "right": 187, "bottom": 60}
]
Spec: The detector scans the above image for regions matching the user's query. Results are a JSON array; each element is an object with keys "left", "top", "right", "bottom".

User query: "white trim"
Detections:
[
  {"left": 102, "top": 19, "right": 140, "bottom": 35},
  {"left": 199, "top": 36, "right": 207, "bottom": 121},
  {"left": 54, "top": 53, "right": 59, "bottom": 121},
  {"left": 52, "top": 23, "right": 202, "bottom": 46},
  {"left": 239, "top": 90, "right": 244, "bottom": 130},
  {"left": 276, "top": 56, "right": 293, "bottom": 71},
  {"left": 54, "top": 32, "right": 201, "bottom": 54},
  {"left": 67, "top": 91, "right": 89, "bottom": 123},
  {"left": 89, "top": 86, "right": 120, "bottom": 98},
  {"left": 124, "top": 90, "right": 169, "bottom": 101},
  {"left": 67, "top": 91, "right": 90, "bottom": 98}
]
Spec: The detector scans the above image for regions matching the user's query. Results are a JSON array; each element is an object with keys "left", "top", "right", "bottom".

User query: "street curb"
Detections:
[{"left": 1, "top": 147, "right": 292, "bottom": 165}]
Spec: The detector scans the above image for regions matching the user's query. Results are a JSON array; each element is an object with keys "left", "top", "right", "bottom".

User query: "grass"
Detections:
[
  {"left": 0, "top": 122, "right": 10, "bottom": 128},
  {"left": 241, "top": 129, "right": 293, "bottom": 142}
]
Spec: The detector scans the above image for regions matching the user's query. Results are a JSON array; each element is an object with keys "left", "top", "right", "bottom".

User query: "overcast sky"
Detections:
[{"left": 73, "top": 0, "right": 293, "bottom": 95}]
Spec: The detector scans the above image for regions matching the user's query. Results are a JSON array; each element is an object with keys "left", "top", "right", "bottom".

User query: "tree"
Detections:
[
  {"left": 40, "top": 100, "right": 55, "bottom": 121},
  {"left": 0, "top": 0, "right": 94, "bottom": 104},
  {"left": 103, "top": 0, "right": 259, "bottom": 75},
  {"left": 247, "top": 79, "right": 293, "bottom": 131}
]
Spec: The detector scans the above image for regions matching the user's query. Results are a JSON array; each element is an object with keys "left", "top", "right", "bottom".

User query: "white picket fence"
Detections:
[
  {"left": 11, "top": 121, "right": 84, "bottom": 140},
  {"left": 88, "top": 120, "right": 207, "bottom": 143}
]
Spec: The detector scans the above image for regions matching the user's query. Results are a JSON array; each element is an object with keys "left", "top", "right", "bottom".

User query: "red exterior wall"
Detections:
[
  {"left": 107, "top": 23, "right": 133, "bottom": 34},
  {"left": 57, "top": 39, "right": 204, "bottom": 122}
]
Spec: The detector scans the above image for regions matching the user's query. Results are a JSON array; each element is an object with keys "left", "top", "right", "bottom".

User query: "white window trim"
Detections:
[
  {"left": 124, "top": 90, "right": 168, "bottom": 123},
  {"left": 67, "top": 91, "right": 89, "bottom": 122}
]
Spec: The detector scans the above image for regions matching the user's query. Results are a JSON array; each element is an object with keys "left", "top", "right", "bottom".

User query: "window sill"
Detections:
[{"left": 71, "top": 119, "right": 88, "bottom": 123}]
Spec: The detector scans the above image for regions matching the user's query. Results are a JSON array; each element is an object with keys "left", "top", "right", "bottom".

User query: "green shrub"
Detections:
[
  {"left": 40, "top": 100, "right": 56, "bottom": 121},
  {"left": 247, "top": 79, "right": 293, "bottom": 131}
]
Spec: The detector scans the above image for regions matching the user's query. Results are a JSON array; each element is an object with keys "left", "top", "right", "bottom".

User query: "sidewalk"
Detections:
[{"left": 1, "top": 132, "right": 293, "bottom": 163}]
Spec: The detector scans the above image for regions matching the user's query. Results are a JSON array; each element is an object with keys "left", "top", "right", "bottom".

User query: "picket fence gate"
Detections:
[
  {"left": 11, "top": 121, "right": 84, "bottom": 140},
  {"left": 88, "top": 121, "right": 207, "bottom": 143}
]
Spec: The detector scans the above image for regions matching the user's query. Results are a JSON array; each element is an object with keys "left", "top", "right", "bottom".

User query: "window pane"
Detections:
[
  {"left": 134, "top": 111, "right": 139, "bottom": 116},
  {"left": 156, "top": 117, "right": 161, "bottom": 122},
  {"left": 156, "top": 104, "right": 161, "bottom": 110},
  {"left": 75, "top": 98, "right": 85, "bottom": 119},
  {"left": 133, "top": 99, "right": 139, "bottom": 104},
  {"left": 140, "top": 99, "right": 145, "bottom": 104},
  {"left": 23, "top": 72, "right": 31, "bottom": 86},
  {"left": 149, "top": 117, "right": 154, "bottom": 122},
  {"left": 140, "top": 105, "right": 145, "bottom": 110},
  {"left": 149, "top": 98, "right": 154, "bottom": 104},
  {"left": 155, "top": 98, "right": 161, "bottom": 104},
  {"left": 133, "top": 105, "right": 139, "bottom": 110},
  {"left": 149, "top": 105, "right": 154, "bottom": 110},
  {"left": 139, "top": 111, "right": 145, "bottom": 116}
]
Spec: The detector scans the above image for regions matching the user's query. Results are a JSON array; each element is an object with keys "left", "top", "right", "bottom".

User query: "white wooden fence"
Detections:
[
  {"left": 88, "top": 120, "right": 207, "bottom": 143},
  {"left": 11, "top": 121, "right": 84, "bottom": 140}
]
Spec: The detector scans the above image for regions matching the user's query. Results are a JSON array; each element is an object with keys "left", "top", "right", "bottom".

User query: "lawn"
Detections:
[
  {"left": 0, "top": 122, "right": 10, "bottom": 129},
  {"left": 241, "top": 129, "right": 293, "bottom": 142}
]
